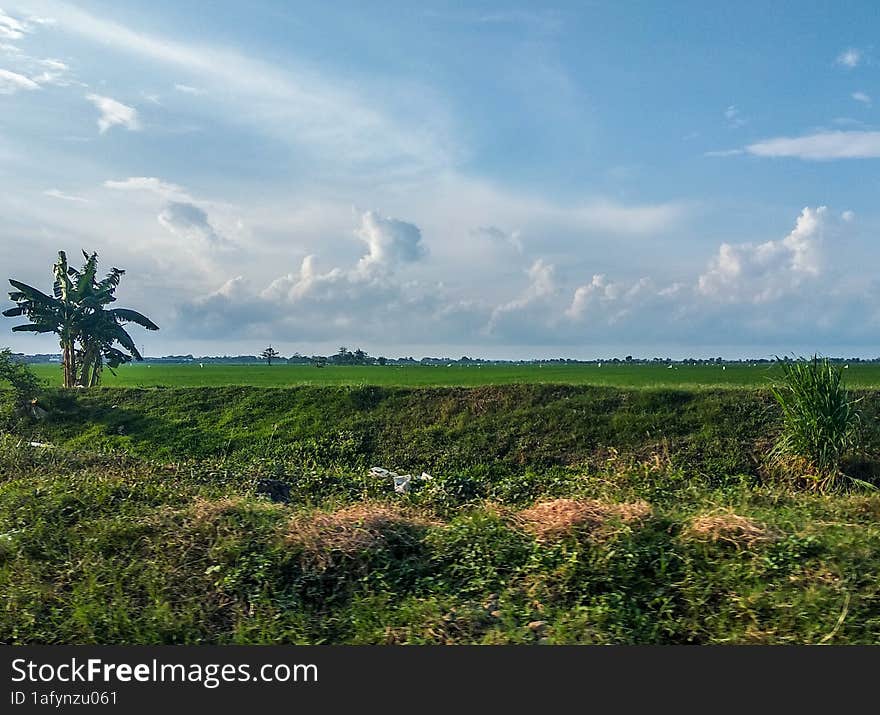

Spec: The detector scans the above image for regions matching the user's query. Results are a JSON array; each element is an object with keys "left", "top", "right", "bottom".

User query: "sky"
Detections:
[{"left": 2, "top": 0, "right": 880, "bottom": 359}]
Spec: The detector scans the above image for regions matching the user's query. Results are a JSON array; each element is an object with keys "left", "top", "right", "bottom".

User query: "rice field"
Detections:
[{"left": 25, "top": 361, "right": 880, "bottom": 388}]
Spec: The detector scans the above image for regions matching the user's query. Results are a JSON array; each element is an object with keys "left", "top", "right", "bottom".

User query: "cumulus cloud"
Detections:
[
  {"left": 697, "top": 206, "right": 827, "bottom": 303},
  {"left": 836, "top": 48, "right": 862, "bottom": 68},
  {"left": 85, "top": 94, "right": 140, "bottom": 133},
  {"left": 163, "top": 203, "right": 872, "bottom": 350},
  {"left": 355, "top": 210, "right": 427, "bottom": 274},
  {"left": 158, "top": 201, "right": 229, "bottom": 247},
  {"left": 566, "top": 275, "right": 673, "bottom": 322},
  {"left": 745, "top": 131, "right": 880, "bottom": 160},
  {"left": 174, "top": 210, "right": 490, "bottom": 343},
  {"left": 488, "top": 259, "right": 556, "bottom": 332},
  {"left": 0, "top": 67, "right": 38, "bottom": 93}
]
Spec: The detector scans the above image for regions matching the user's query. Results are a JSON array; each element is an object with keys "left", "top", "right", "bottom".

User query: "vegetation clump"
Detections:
[
  {"left": 515, "top": 498, "right": 652, "bottom": 540},
  {"left": 0, "top": 348, "right": 41, "bottom": 418},
  {"left": 769, "top": 356, "right": 862, "bottom": 491},
  {"left": 286, "top": 504, "right": 432, "bottom": 567},
  {"left": 3, "top": 251, "right": 157, "bottom": 387},
  {"left": 683, "top": 510, "right": 777, "bottom": 548}
]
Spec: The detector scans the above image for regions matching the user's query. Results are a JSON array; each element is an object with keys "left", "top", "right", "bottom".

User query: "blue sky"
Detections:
[{"left": 2, "top": 0, "right": 880, "bottom": 358}]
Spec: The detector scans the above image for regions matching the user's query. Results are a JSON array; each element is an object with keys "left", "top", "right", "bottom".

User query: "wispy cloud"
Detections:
[
  {"left": 104, "top": 176, "right": 189, "bottom": 199},
  {"left": 836, "top": 47, "right": 862, "bottom": 68},
  {"left": 704, "top": 148, "right": 744, "bottom": 157},
  {"left": 43, "top": 188, "right": 90, "bottom": 203},
  {"left": 85, "top": 93, "right": 140, "bottom": 133},
  {"left": 745, "top": 130, "right": 880, "bottom": 160},
  {"left": 852, "top": 91, "right": 871, "bottom": 106},
  {"left": 173, "top": 83, "right": 205, "bottom": 96},
  {"left": 0, "top": 8, "right": 28, "bottom": 39},
  {"left": 30, "top": 0, "right": 455, "bottom": 174},
  {"left": 725, "top": 105, "right": 747, "bottom": 128},
  {"left": 0, "top": 67, "right": 38, "bottom": 93}
]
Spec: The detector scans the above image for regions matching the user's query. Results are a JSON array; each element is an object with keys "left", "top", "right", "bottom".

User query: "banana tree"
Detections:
[{"left": 3, "top": 251, "right": 158, "bottom": 387}]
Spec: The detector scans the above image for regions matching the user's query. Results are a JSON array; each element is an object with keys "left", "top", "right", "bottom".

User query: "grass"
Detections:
[
  {"left": 2, "top": 383, "right": 880, "bottom": 644},
  {"left": 770, "top": 357, "right": 862, "bottom": 490},
  {"left": 23, "top": 361, "right": 880, "bottom": 389}
]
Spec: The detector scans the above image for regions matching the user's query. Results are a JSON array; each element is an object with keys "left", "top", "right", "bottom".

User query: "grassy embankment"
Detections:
[{"left": 2, "top": 384, "right": 880, "bottom": 644}]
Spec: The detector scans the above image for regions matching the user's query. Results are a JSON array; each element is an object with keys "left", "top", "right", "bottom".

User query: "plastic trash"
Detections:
[{"left": 370, "top": 467, "right": 432, "bottom": 494}]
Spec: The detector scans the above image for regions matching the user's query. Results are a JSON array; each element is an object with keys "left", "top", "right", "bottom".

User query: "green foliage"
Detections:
[
  {"left": 0, "top": 349, "right": 40, "bottom": 417},
  {"left": 770, "top": 356, "right": 862, "bottom": 490},
  {"left": 3, "top": 385, "right": 880, "bottom": 644},
  {"left": 4, "top": 250, "right": 158, "bottom": 387}
]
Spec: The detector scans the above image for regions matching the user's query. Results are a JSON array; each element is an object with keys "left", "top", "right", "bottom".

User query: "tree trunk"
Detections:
[{"left": 62, "top": 340, "right": 76, "bottom": 388}]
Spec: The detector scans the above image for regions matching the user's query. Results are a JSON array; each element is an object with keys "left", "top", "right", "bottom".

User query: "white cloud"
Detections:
[
  {"left": 836, "top": 48, "right": 862, "bottom": 68},
  {"left": 852, "top": 91, "right": 871, "bottom": 105},
  {"left": 158, "top": 201, "right": 229, "bottom": 247},
  {"left": 355, "top": 210, "right": 426, "bottom": 274},
  {"left": 104, "top": 176, "right": 189, "bottom": 199},
  {"left": 29, "top": 1, "right": 455, "bottom": 175},
  {"left": 697, "top": 206, "right": 827, "bottom": 303},
  {"left": 0, "top": 9, "right": 27, "bottom": 39},
  {"left": 85, "top": 93, "right": 140, "bottom": 133},
  {"left": 43, "top": 188, "right": 89, "bottom": 203},
  {"left": 472, "top": 225, "right": 524, "bottom": 254},
  {"left": 745, "top": 131, "right": 880, "bottom": 160},
  {"left": 488, "top": 258, "right": 556, "bottom": 331},
  {"left": 725, "top": 105, "right": 747, "bottom": 128},
  {"left": 0, "top": 67, "right": 38, "bottom": 93},
  {"left": 173, "top": 83, "right": 205, "bottom": 95},
  {"left": 704, "top": 148, "right": 744, "bottom": 158},
  {"left": 177, "top": 209, "right": 478, "bottom": 344},
  {"left": 29, "top": 57, "right": 71, "bottom": 86},
  {"left": 571, "top": 199, "right": 686, "bottom": 234}
]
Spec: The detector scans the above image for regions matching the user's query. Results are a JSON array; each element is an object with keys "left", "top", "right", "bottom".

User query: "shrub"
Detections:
[
  {"left": 769, "top": 356, "right": 861, "bottom": 490},
  {"left": 0, "top": 348, "right": 41, "bottom": 418}
]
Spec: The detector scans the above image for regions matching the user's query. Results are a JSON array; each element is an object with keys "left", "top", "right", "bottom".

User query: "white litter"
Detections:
[
  {"left": 27, "top": 442, "right": 53, "bottom": 449},
  {"left": 370, "top": 466, "right": 432, "bottom": 494}
]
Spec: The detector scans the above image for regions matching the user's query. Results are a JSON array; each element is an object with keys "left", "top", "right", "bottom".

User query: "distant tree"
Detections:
[
  {"left": 3, "top": 251, "right": 158, "bottom": 387},
  {"left": 353, "top": 348, "right": 367, "bottom": 364},
  {"left": 261, "top": 345, "right": 281, "bottom": 365},
  {"left": 377, "top": 356, "right": 387, "bottom": 366}
]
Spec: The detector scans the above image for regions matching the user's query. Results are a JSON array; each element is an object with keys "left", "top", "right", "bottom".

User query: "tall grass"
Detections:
[{"left": 770, "top": 356, "right": 861, "bottom": 490}]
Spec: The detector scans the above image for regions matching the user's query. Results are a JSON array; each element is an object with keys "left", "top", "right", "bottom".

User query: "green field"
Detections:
[
  {"left": 26, "top": 361, "right": 880, "bottom": 388},
  {"left": 2, "top": 383, "right": 880, "bottom": 644}
]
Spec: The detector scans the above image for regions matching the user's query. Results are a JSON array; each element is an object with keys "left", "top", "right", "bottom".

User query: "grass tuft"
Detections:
[{"left": 769, "top": 356, "right": 861, "bottom": 491}]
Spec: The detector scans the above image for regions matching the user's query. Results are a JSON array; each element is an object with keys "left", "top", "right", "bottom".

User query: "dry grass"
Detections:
[
  {"left": 286, "top": 503, "right": 434, "bottom": 565},
  {"left": 190, "top": 496, "right": 283, "bottom": 524},
  {"left": 683, "top": 510, "right": 778, "bottom": 548},
  {"left": 515, "top": 498, "right": 652, "bottom": 540}
]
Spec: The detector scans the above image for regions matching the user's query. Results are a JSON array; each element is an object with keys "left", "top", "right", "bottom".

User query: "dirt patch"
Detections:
[
  {"left": 515, "top": 498, "right": 652, "bottom": 540},
  {"left": 684, "top": 510, "right": 777, "bottom": 548},
  {"left": 286, "top": 504, "right": 434, "bottom": 565}
]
